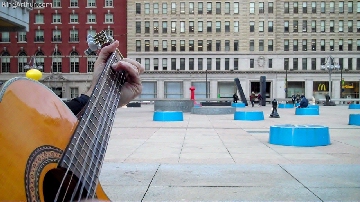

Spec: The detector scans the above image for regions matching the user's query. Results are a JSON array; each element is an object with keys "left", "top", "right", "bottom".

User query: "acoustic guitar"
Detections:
[{"left": 0, "top": 30, "right": 125, "bottom": 201}]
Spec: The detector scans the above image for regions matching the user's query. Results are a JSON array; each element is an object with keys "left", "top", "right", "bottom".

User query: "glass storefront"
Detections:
[
  {"left": 313, "top": 81, "right": 329, "bottom": 100},
  {"left": 342, "top": 81, "right": 359, "bottom": 99},
  {"left": 287, "top": 81, "right": 305, "bottom": 98}
]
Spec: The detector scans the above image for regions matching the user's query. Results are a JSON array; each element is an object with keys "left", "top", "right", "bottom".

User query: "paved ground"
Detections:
[{"left": 99, "top": 104, "right": 360, "bottom": 202}]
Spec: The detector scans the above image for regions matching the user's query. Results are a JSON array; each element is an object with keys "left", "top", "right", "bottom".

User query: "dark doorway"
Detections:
[
  {"left": 250, "top": 82, "right": 271, "bottom": 99},
  {"left": 51, "top": 87, "right": 63, "bottom": 98}
]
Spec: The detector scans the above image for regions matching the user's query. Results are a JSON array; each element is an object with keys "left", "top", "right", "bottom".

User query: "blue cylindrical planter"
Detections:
[
  {"left": 269, "top": 124, "right": 330, "bottom": 147},
  {"left": 349, "top": 104, "right": 360, "bottom": 109},
  {"left": 295, "top": 107, "right": 319, "bottom": 115},
  {"left": 153, "top": 111, "right": 184, "bottom": 121},
  {"left": 308, "top": 105, "right": 320, "bottom": 110},
  {"left": 232, "top": 102, "right": 246, "bottom": 108},
  {"left": 349, "top": 114, "right": 360, "bottom": 126},
  {"left": 278, "top": 103, "right": 294, "bottom": 108},
  {"left": 234, "top": 111, "right": 264, "bottom": 121}
]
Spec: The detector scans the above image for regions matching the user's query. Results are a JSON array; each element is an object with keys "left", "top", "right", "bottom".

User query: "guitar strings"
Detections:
[{"left": 55, "top": 53, "right": 119, "bottom": 202}]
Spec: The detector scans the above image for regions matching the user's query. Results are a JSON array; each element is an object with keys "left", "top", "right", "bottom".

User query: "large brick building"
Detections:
[{"left": 0, "top": 0, "right": 126, "bottom": 99}]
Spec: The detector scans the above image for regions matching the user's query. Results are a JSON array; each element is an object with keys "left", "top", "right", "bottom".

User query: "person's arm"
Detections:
[{"left": 64, "top": 94, "right": 90, "bottom": 115}]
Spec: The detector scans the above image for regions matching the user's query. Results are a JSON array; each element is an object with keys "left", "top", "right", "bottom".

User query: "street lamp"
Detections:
[
  {"left": 24, "top": 56, "right": 43, "bottom": 71},
  {"left": 320, "top": 55, "right": 341, "bottom": 99},
  {"left": 205, "top": 69, "right": 208, "bottom": 99}
]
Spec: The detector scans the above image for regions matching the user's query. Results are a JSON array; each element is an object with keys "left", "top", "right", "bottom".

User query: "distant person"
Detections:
[
  {"left": 257, "top": 93, "right": 262, "bottom": 106},
  {"left": 296, "top": 94, "right": 301, "bottom": 103},
  {"left": 298, "top": 95, "right": 309, "bottom": 108},
  {"left": 291, "top": 94, "right": 296, "bottom": 105},
  {"left": 233, "top": 93, "right": 239, "bottom": 103},
  {"left": 249, "top": 92, "right": 256, "bottom": 107}
]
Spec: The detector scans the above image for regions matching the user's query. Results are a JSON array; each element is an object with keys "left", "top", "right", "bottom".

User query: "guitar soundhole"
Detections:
[{"left": 43, "top": 168, "right": 88, "bottom": 202}]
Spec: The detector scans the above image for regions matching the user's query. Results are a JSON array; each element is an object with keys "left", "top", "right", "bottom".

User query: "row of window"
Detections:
[
  {"left": 135, "top": 20, "right": 360, "bottom": 34},
  {"left": 2, "top": 56, "right": 359, "bottom": 73},
  {"left": 134, "top": 39, "right": 360, "bottom": 52},
  {"left": 34, "top": 0, "right": 114, "bottom": 8},
  {"left": 34, "top": 13, "right": 114, "bottom": 24},
  {"left": 0, "top": 30, "right": 113, "bottom": 43},
  {"left": 134, "top": 1, "right": 360, "bottom": 15}
]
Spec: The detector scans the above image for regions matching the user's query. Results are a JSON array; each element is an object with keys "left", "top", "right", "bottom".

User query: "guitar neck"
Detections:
[{"left": 59, "top": 51, "right": 126, "bottom": 196}]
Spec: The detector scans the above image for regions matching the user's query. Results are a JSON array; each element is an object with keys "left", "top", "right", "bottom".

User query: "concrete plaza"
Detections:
[{"left": 99, "top": 104, "right": 360, "bottom": 202}]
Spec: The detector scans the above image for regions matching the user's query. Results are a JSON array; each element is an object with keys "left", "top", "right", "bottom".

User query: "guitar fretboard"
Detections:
[{"left": 59, "top": 52, "right": 126, "bottom": 197}]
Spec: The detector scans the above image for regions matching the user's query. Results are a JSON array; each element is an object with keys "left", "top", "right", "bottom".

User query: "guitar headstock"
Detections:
[{"left": 84, "top": 30, "right": 123, "bottom": 59}]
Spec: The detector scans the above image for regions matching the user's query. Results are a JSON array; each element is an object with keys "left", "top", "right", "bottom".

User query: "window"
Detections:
[
  {"left": 330, "top": 1, "right": 335, "bottom": 13},
  {"left": 348, "top": 58, "right": 353, "bottom": 70},
  {"left": 339, "top": 39, "right": 343, "bottom": 51},
  {"left": 250, "top": 40, "right": 254, "bottom": 51},
  {"left": 198, "top": 2, "right": 203, "bottom": 14},
  {"left": 311, "top": 39, "right": 316, "bottom": 51},
  {"left": 189, "top": 2, "right": 194, "bottom": 14},
  {"left": 180, "top": 21, "right": 185, "bottom": 33},
  {"left": 302, "top": 2, "right": 307, "bottom": 13},
  {"left": 145, "top": 58, "right": 150, "bottom": 70},
  {"left": 153, "top": 21, "right": 159, "bottom": 33},
  {"left": 105, "top": 0, "right": 113, "bottom": 7},
  {"left": 358, "top": 1, "right": 360, "bottom": 13},
  {"left": 234, "top": 21, "right": 239, "bottom": 32},
  {"left": 268, "top": 39, "right": 273, "bottom": 51},
  {"left": 165, "top": 82, "right": 183, "bottom": 98},
  {"left": 259, "top": 21, "right": 264, "bottom": 32},
  {"left": 311, "top": 58, "right": 316, "bottom": 70},
  {"left": 225, "top": 58, "right": 230, "bottom": 70},
  {"left": 259, "top": 2, "right": 264, "bottom": 13},
  {"left": 35, "top": 30, "right": 44, "bottom": 42},
  {"left": 152, "top": 59, "right": 159, "bottom": 71},
  {"left": 311, "top": 20, "right": 316, "bottom": 32},
  {"left": 69, "top": 30, "right": 78, "bottom": 42},
  {"left": 136, "top": 3, "right": 141, "bottom": 14},
  {"left": 70, "top": 88, "right": 79, "bottom": 99},
  {"left": 207, "top": 40, "right": 212, "bottom": 51},
  {"left": 330, "top": 20, "right": 334, "bottom": 32},
  {"left": 348, "top": 1, "right": 353, "bottom": 13},
  {"left": 171, "top": 40, "right": 176, "bottom": 51},
  {"left": 268, "top": 59, "right": 272, "bottom": 68},
  {"left": 293, "top": 20, "right": 298, "bottom": 32},
  {"left": 162, "top": 58, "right": 167, "bottom": 70},
  {"left": 234, "top": 2, "right": 239, "bottom": 14},
  {"left": 339, "top": 1, "right": 344, "bottom": 13},
  {"left": 207, "top": 2, "right": 212, "bottom": 14},
  {"left": 198, "top": 21, "right": 203, "bottom": 32},
  {"left": 294, "top": 2, "right": 298, "bottom": 13},
  {"left": 171, "top": 21, "right": 176, "bottom": 33},
  {"left": 151, "top": 3, "right": 158, "bottom": 14},
  {"left": 321, "top": 1, "right": 325, "bottom": 13},
  {"left": 357, "top": 58, "right": 360, "bottom": 70},
  {"left": 293, "top": 58, "right": 298, "bottom": 70},
  {"left": 312, "top": 1, "right": 316, "bottom": 13},
  {"left": 321, "top": 39, "right": 325, "bottom": 51},
  {"left": 302, "top": 58, "right": 307, "bottom": 70},
  {"left": 357, "top": 20, "right": 360, "bottom": 32},
  {"left": 250, "top": 2, "right": 255, "bottom": 13},
  {"left": 216, "top": 21, "right": 221, "bottom": 32},
  {"left": 259, "top": 40, "right": 264, "bottom": 51},
  {"left": 207, "top": 58, "right": 212, "bottom": 70},
  {"left": 284, "top": 39, "right": 289, "bottom": 51},
  {"left": 189, "top": 40, "right": 194, "bottom": 51},
  {"left": 348, "top": 20, "right": 353, "bottom": 32},
  {"left": 216, "top": 40, "right": 221, "bottom": 51},
  {"left": 284, "top": 58, "right": 289, "bottom": 70},
  {"left": 162, "top": 3, "right": 167, "bottom": 14},
  {"left": 189, "top": 58, "right": 194, "bottom": 70},
  {"left": 154, "top": 40, "right": 159, "bottom": 51},
  {"left": 250, "top": 59, "right": 254, "bottom": 68},
  {"left": 234, "top": 40, "right": 239, "bottom": 51},
  {"left": 293, "top": 39, "right": 298, "bottom": 51},
  {"left": 136, "top": 22, "right": 141, "bottom": 33},
  {"left": 70, "top": 0, "right": 78, "bottom": 7},
  {"left": 284, "top": 2, "right": 289, "bottom": 13},
  {"left": 87, "top": 0, "right": 95, "bottom": 7},
  {"left": 198, "top": 40, "right": 203, "bottom": 51},
  {"left": 162, "top": 40, "right": 167, "bottom": 51},
  {"left": 136, "top": 40, "right": 141, "bottom": 52},
  {"left": 1, "top": 32, "right": 10, "bottom": 42},
  {"left": 145, "top": 3, "right": 150, "bottom": 14},
  {"left": 216, "top": 58, "right": 221, "bottom": 70},
  {"left": 225, "top": 21, "right": 230, "bottom": 32},
  {"left": 171, "top": 2, "right": 176, "bottom": 14},
  {"left": 207, "top": 21, "right": 212, "bottom": 32},
  {"left": 357, "top": 39, "right": 360, "bottom": 51},
  {"left": 339, "top": 20, "right": 344, "bottom": 32},
  {"left": 180, "top": 58, "right": 185, "bottom": 70},
  {"left": 234, "top": 58, "right": 239, "bottom": 70},
  {"left": 162, "top": 21, "right": 167, "bottom": 33},
  {"left": 268, "top": 2, "right": 273, "bottom": 13},
  {"left": 250, "top": 21, "right": 255, "bottom": 32},
  {"left": 302, "top": 39, "right": 307, "bottom": 51},
  {"left": 1, "top": 52, "right": 10, "bottom": 72},
  {"left": 87, "top": 56, "right": 96, "bottom": 72},
  {"left": 52, "top": 30, "right": 61, "bottom": 41},
  {"left": 35, "top": 14, "right": 44, "bottom": 24},
  {"left": 189, "top": 21, "right": 194, "bottom": 33},
  {"left": 105, "top": 13, "right": 113, "bottom": 23},
  {"left": 145, "top": 21, "right": 150, "bottom": 33},
  {"left": 225, "top": 40, "right": 230, "bottom": 51},
  {"left": 180, "top": 40, "right": 185, "bottom": 51},
  {"left": 268, "top": 21, "right": 273, "bottom": 32},
  {"left": 87, "top": 14, "right": 96, "bottom": 23},
  {"left": 17, "top": 32, "right": 26, "bottom": 42},
  {"left": 225, "top": 2, "right": 230, "bottom": 14},
  {"left": 302, "top": 20, "right": 307, "bottom": 32},
  {"left": 52, "top": 14, "right": 61, "bottom": 23},
  {"left": 70, "top": 52, "right": 79, "bottom": 72},
  {"left": 70, "top": 14, "right": 78, "bottom": 23},
  {"left": 52, "top": 51, "right": 62, "bottom": 72},
  {"left": 216, "top": 2, "right": 221, "bottom": 14},
  {"left": 145, "top": 40, "right": 150, "bottom": 52},
  {"left": 284, "top": 21, "right": 289, "bottom": 32},
  {"left": 198, "top": 58, "right": 203, "bottom": 70},
  {"left": 321, "top": 20, "right": 325, "bottom": 32},
  {"left": 53, "top": 0, "right": 61, "bottom": 7}
]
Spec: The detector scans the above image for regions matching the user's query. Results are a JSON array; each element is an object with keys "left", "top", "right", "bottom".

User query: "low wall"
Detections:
[{"left": 154, "top": 100, "right": 194, "bottom": 112}]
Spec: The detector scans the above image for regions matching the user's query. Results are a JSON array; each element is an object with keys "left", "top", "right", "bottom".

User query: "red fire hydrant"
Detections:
[{"left": 189, "top": 86, "right": 195, "bottom": 100}]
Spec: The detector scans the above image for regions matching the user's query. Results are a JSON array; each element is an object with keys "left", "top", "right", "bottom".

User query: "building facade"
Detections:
[
  {"left": 0, "top": 0, "right": 126, "bottom": 99},
  {"left": 0, "top": 0, "right": 32, "bottom": 32},
  {"left": 128, "top": 0, "right": 360, "bottom": 101}
]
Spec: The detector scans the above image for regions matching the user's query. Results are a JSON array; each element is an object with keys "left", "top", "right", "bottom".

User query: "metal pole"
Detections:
[
  {"left": 329, "top": 69, "right": 332, "bottom": 98},
  {"left": 285, "top": 68, "right": 288, "bottom": 98},
  {"left": 205, "top": 69, "right": 208, "bottom": 98},
  {"left": 340, "top": 67, "right": 343, "bottom": 98}
]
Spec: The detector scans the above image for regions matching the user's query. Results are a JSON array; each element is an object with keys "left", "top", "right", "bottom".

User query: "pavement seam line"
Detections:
[
  {"left": 278, "top": 164, "right": 324, "bottom": 202},
  {"left": 141, "top": 163, "right": 161, "bottom": 202}
]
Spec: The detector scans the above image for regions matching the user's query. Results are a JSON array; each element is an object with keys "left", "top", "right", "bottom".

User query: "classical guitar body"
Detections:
[{"left": 0, "top": 78, "right": 109, "bottom": 201}]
